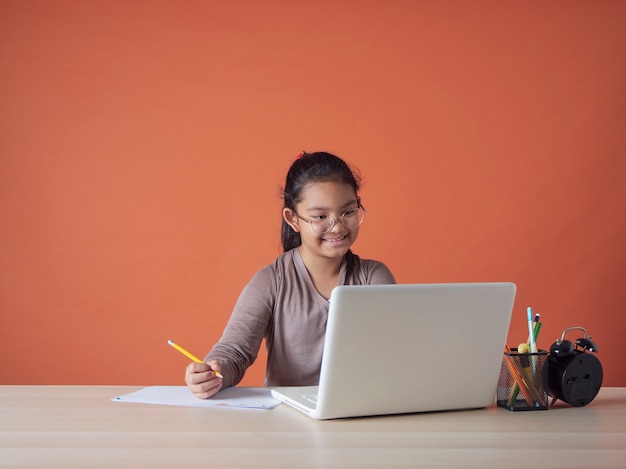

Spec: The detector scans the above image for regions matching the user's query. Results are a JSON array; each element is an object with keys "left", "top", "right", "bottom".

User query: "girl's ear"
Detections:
[{"left": 282, "top": 208, "right": 300, "bottom": 233}]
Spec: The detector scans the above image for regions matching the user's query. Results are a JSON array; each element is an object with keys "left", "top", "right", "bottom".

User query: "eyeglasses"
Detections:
[{"left": 293, "top": 207, "right": 366, "bottom": 234}]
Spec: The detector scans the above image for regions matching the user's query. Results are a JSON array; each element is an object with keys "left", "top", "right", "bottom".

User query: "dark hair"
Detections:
[{"left": 281, "top": 152, "right": 361, "bottom": 252}]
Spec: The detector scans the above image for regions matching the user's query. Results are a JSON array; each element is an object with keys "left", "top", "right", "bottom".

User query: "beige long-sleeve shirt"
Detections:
[{"left": 205, "top": 248, "right": 395, "bottom": 388}]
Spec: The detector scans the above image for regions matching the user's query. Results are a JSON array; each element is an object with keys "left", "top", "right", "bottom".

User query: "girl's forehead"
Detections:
[{"left": 299, "top": 181, "right": 358, "bottom": 206}]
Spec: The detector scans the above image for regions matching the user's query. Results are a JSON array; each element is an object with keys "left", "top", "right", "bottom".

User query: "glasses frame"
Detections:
[{"left": 292, "top": 205, "right": 366, "bottom": 234}]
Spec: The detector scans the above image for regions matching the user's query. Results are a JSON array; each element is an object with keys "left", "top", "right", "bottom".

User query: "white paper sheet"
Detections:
[{"left": 112, "top": 386, "right": 281, "bottom": 410}]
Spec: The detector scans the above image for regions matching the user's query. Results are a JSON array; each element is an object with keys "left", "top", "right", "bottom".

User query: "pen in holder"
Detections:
[{"left": 497, "top": 348, "right": 549, "bottom": 411}]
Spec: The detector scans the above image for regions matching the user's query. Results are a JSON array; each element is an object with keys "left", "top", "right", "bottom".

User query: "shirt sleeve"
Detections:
[
  {"left": 368, "top": 261, "right": 396, "bottom": 284},
  {"left": 204, "top": 266, "right": 276, "bottom": 388}
]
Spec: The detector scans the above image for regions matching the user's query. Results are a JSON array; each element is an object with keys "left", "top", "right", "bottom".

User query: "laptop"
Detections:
[{"left": 271, "top": 282, "right": 516, "bottom": 419}]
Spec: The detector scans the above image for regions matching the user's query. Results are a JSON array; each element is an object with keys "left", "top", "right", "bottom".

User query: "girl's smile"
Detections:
[{"left": 321, "top": 233, "right": 350, "bottom": 248}]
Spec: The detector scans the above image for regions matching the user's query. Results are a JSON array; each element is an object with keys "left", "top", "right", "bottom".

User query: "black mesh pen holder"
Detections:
[{"left": 496, "top": 349, "right": 549, "bottom": 411}]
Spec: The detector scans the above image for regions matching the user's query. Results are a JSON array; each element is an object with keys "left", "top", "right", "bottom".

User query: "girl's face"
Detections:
[{"left": 283, "top": 181, "right": 360, "bottom": 262}]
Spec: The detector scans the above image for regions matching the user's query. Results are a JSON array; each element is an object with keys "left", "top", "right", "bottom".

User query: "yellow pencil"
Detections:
[{"left": 167, "top": 340, "right": 223, "bottom": 378}]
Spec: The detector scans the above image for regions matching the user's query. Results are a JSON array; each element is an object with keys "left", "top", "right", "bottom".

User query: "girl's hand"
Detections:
[{"left": 185, "top": 360, "right": 223, "bottom": 399}]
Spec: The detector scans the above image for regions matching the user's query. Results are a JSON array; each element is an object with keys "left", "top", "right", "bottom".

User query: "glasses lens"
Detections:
[
  {"left": 341, "top": 208, "right": 365, "bottom": 228},
  {"left": 311, "top": 219, "right": 332, "bottom": 233}
]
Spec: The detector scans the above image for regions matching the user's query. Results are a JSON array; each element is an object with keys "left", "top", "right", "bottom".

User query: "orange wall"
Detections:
[{"left": 1, "top": 1, "right": 625, "bottom": 387}]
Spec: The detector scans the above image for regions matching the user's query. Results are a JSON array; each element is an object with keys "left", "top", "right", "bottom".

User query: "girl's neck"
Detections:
[
  {"left": 298, "top": 248, "right": 343, "bottom": 300},
  {"left": 298, "top": 247, "right": 343, "bottom": 277}
]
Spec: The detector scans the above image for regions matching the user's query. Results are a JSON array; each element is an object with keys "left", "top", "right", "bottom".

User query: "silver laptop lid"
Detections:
[{"left": 311, "top": 282, "right": 516, "bottom": 419}]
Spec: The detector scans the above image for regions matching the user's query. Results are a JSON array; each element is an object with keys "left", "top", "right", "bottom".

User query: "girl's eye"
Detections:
[
  {"left": 312, "top": 215, "right": 327, "bottom": 221},
  {"left": 343, "top": 209, "right": 358, "bottom": 216}
]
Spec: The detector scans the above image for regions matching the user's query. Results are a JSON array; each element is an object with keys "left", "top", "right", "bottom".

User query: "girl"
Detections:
[{"left": 185, "top": 152, "right": 395, "bottom": 398}]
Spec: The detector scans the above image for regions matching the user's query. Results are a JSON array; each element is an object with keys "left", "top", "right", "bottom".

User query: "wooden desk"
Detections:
[{"left": 1, "top": 386, "right": 625, "bottom": 468}]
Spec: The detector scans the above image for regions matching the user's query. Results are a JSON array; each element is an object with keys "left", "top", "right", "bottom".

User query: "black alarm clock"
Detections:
[{"left": 546, "top": 326, "right": 603, "bottom": 407}]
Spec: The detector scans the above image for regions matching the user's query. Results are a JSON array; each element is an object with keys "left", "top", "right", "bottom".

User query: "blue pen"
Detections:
[
  {"left": 527, "top": 307, "right": 537, "bottom": 354},
  {"left": 527, "top": 306, "right": 539, "bottom": 379}
]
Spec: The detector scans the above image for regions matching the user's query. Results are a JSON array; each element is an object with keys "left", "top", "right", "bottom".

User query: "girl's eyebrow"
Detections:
[{"left": 305, "top": 200, "right": 358, "bottom": 212}]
